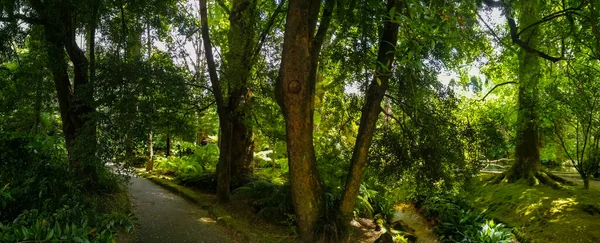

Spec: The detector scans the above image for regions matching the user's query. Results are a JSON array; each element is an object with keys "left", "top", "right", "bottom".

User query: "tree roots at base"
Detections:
[{"left": 489, "top": 170, "right": 576, "bottom": 189}]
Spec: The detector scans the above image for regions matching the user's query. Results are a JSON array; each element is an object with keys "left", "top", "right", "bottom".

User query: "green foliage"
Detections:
[
  {"left": 477, "top": 220, "right": 512, "bottom": 243},
  {"left": 419, "top": 195, "right": 513, "bottom": 243},
  {"left": 0, "top": 134, "right": 133, "bottom": 242},
  {"left": 232, "top": 181, "right": 294, "bottom": 222}
]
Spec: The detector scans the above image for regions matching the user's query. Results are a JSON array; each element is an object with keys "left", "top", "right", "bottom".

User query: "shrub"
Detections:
[
  {"left": 232, "top": 180, "right": 294, "bottom": 221},
  {"left": 419, "top": 195, "right": 514, "bottom": 243},
  {"left": 0, "top": 134, "right": 134, "bottom": 242}
]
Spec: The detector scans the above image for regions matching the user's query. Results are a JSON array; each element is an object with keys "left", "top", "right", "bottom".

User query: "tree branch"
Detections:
[
  {"left": 381, "top": 106, "right": 401, "bottom": 124},
  {"left": 200, "top": 0, "right": 225, "bottom": 108},
  {"left": 215, "top": 0, "right": 232, "bottom": 15},
  {"left": 480, "top": 81, "right": 517, "bottom": 101},
  {"left": 194, "top": 100, "right": 216, "bottom": 113},
  {"left": 506, "top": 17, "right": 563, "bottom": 62},
  {"left": 311, "top": 0, "right": 335, "bottom": 57},
  {"left": 251, "top": 0, "right": 286, "bottom": 63},
  {"left": 517, "top": 3, "right": 584, "bottom": 37},
  {"left": 476, "top": 12, "right": 517, "bottom": 54},
  {"left": 482, "top": 0, "right": 565, "bottom": 62}
]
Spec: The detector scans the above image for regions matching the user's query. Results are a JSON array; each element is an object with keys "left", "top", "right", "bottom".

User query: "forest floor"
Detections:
[
  {"left": 128, "top": 169, "right": 391, "bottom": 243},
  {"left": 469, "top": 174, "right": 600, "bottom": 242},
  {"left": 122, "top": 175, "right": 238, "bottom": 243}
]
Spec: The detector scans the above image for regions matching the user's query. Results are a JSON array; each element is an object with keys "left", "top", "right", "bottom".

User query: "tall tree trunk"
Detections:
[
  {"left": 166, "top": 134, "right": 171, "bottom": 157},
  {"left": 200, "top": 0, "right": 231, "bottom": 203},
  {"left": 36, "top": 2, "right": 97, "bottom": 181},
  {"left": 226, "top": 0, "right": 257, "bottom": 186},
  {"left": 146, "top": 131, "right": 154, "bottom": 171},
  {"left": 276, "top": 0, "right": 334, "bottom": 241},
  {"left": 506, "top": 0, "right": 542, "bottom": 183},
  {"left": 230, "top": 111, "right": 254, "bottom": 184},
  {"left": 337, "top": 0, "right": 401, "bottom": 237},
  {"left": 216, "top": 116, "right": 233, "bottom": 202}
]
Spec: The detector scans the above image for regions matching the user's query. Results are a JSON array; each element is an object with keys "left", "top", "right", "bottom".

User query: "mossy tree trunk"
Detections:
[
  {"left": 226, "top": 0, "right": 257, "bottom": 185},
  {"left": 490, "top": 0, "right": 566, "bottom": 187}
]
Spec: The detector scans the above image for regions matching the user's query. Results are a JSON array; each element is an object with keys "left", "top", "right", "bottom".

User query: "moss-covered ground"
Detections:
[{"left": 469, "top": 174, "right": 600, "bottom": 242}]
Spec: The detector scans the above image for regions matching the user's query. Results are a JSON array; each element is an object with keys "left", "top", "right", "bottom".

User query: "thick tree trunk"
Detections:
[
  {"left": 226, "top": 0, "right": 257, "bottom": 186},
  {"left": 584, "top": 176, "right": 590, "bottom": 190},
  {"left": 337, "top": 0, "right": 401, "bottom": 237},
  {"left": 216, "top": 114, "right": 233, "bottom": 203},
  {"left": 37, "top": 3, "right": 97, "bottom": 181},
  {"left": 505, "top": 0, "right": 542, "bottom": 183},
  {"left": 230, "top": 111, "right": 254, "bottom": 184},
  {"left": 276, "top": 0, "right": 332, "bottom": 241},
  {"left": 146, "top": 131, "right": 154, "bottom": 171}
]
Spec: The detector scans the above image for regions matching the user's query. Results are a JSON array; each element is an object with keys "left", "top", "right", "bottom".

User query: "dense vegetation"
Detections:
[{"left": 1, "top": 0, "right": 600, "bottom": 242}]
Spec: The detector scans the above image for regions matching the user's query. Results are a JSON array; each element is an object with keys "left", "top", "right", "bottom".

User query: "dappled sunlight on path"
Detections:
[{"left": 125, "top": 176, "right": 236, "bottom": 243}]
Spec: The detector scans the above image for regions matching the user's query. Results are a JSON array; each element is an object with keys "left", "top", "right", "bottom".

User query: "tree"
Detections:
[
  {"left": 483, "top": 0, "right": 571, "bottom": 186},
  {"left": 199, "top": 0, "right": 285, "bottom": 202},
  {"left": 0, "top": 0, "right": 99, "bottom": 182},
  {"left": 275, "top": 0, "right": 335, "bottom": 240},
  {"left": 276, "top": 0, "right": 406, "bottom": 240}
]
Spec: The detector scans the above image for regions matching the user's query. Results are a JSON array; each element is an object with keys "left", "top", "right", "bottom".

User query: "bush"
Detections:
[
  {"left": 0, "top": 134, "right": 133, "bottom": 242},
  {"left": 232, "top": 180, "right": 294, "bottom": 221},
  {"left": 419, "top": 195, "right": 514, "bottom": 243}
]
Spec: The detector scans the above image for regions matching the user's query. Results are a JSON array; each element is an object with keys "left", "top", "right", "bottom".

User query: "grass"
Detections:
[{"left": 469, "top": 174, "right": 600, "bottom": 242}]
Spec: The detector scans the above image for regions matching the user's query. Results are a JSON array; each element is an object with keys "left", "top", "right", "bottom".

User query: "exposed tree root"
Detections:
[
  {"left": 544, "top": 171, "right": 576, "bottom": 186},
  {"left": 489, "top": 170, "right": 575, "bottom": 189},
  {"left": 534, "top": 171, "right": 562, "bottom": 189}
]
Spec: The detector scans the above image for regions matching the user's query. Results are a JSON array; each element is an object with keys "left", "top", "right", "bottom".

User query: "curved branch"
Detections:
[
  {"left": 483, "top": 0, "right": 565, "bottom": 62},
  {"left": 480, "top": 81, "right": 517, "bottom": 101},
  {"left": 200, "top": 0, "right": 225, "bottom": 108},
  {"left": 517, "top": 5, "right": 584, "bottom": 37},
  {"left": 507, "top": 18, "right": 563, "bottom": 62}
]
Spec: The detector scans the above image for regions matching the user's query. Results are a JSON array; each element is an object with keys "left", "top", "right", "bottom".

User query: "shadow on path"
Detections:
[{"left": 125, "top": 176, "right": 236, "bottom": 243}]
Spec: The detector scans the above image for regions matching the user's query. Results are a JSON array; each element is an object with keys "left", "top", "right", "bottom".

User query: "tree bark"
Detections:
[
  {"left": 584, "top": 176, "right": 590, "bottom": 190},
  {"left": 146, "top": 131, "right": 154, "bottom": 171},
  {"left": 166, "top": 134, "right": 171, "bottom": 157},
  {"left": 230, "top": 111, "right": 254, "bottom": 184},
  {"left": 200, "top": 0, "right": 231, "bottom": 203},
  {"left": 337, "top": 0, "right": 402, "bottom": 236},
  {"left": 33, "top": 1, "right": 97, "bottom": 180},
  {"left": 226, "top": 0, "right": 257, "bottom": 185},
  {"left": 276, "top": 0, "right": 333, "bottom": 241},
  {"left": 505, "top": 0, "right": 542, "bottom": 183}
]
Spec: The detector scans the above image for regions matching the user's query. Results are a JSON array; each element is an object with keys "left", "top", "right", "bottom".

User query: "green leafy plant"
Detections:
[{"left": 477, "top": 220, "right": 513, "bottom": 243}]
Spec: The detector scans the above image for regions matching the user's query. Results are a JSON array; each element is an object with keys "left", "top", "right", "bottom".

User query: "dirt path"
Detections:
[{"left": 125, "top": 176, "right": 236, "bottom": 243}]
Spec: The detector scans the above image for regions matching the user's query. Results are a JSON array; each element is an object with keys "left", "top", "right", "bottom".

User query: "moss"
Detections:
[
  {"left": 469, "top": 174, "right": 600, "bottom": 242},
  {"left": 136, "top": 169, "right": 297, "bottom": 243}
]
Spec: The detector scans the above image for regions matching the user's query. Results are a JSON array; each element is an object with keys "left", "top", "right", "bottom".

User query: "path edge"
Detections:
[{"left": 134, "top": 170, "right": 256, "bottom": 242}]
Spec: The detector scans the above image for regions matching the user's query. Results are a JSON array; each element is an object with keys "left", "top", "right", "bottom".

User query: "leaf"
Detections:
[
  {"left": 44, "top": 230, "right": 54, "bottom": 240},
  {"left": 73, "top": 236, "right": 84, "bottom": 242}
]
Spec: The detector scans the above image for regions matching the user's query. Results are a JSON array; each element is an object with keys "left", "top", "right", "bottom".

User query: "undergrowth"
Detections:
[{"left": 0, "top": 133, "right": 134, "bottom": 242}]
